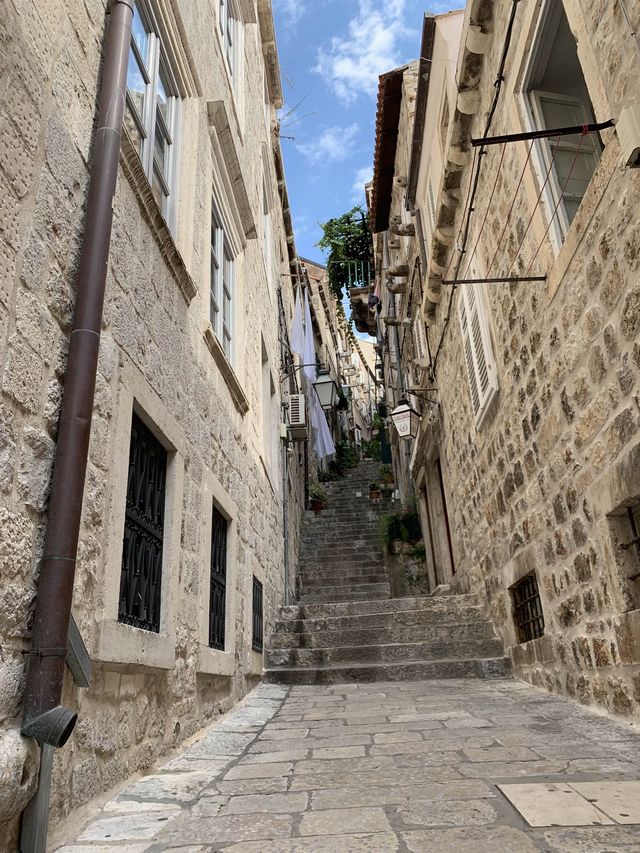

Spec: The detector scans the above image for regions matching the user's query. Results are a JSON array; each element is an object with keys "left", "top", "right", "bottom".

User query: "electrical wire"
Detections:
[
  {"left": 503, "top": 135, "right": 562, "bottom": 278},
  {"left": 485, "top": 139, "right": 534, "bottom": 278},
  {"left": 524, "top": 130, "right": 587, "bottom": 275},
  {"left": 462, "top": 142, "right": 507, "bottom": 279},
  {"left": 431, "top": 0, "right": 523, "bottom": 377}
]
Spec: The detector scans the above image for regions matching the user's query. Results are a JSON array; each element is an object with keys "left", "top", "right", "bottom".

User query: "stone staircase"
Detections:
[{"left": 265, "top": 460, "right": 511, "bottom": 685}]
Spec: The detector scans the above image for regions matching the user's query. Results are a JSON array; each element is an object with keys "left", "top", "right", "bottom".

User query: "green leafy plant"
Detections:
[
  {"left": 361, "top": 438, "right": 382, "bottom": 461},
  {"left": 308, "top": 483, "right": 327, "bottom": 503},
  {"left": 317, "top": 469, "right": 339, "bottom": 483},
  {"left": 317, "top": 206, "right": 372, "bottom": 303},
  {"left": 380, "top": 504, "right": 423, "bottom": 550},
  {"left": 379, "top": 464, "right": 394, "bottom": 483}
]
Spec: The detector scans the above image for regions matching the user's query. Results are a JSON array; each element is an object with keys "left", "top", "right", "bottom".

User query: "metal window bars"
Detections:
[
  {"left": 119, "top": 413, "right": 167, "bottom": 633},
  {"left": 511, "top": 573, "right": 545, "bottom": 644},
  {"left": 209, "top": 506, "right": 228, "bottom": 650},
  {"left": 252, "top": 576, "right": 264, "bottom": 652}
]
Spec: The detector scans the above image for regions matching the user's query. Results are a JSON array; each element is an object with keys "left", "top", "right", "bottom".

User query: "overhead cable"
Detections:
[{"left": 432, "top": 0, "right": 523, "bottom": 376}]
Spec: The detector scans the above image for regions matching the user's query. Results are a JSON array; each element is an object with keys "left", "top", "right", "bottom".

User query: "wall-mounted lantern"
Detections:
[
  {"left": 313, "top": 368, "right": 339, "bottom": 410},
  {"left": 390, "top": 398, "right": 420, "bottom": 440}
]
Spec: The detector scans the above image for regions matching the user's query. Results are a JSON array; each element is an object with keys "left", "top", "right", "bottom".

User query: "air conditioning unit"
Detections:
[{"left": 287, "top": 394, "right": 308, "bottom": 441}]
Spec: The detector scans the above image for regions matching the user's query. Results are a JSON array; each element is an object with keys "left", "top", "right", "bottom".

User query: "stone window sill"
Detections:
[
  {"left": 119, "top": 129, "right": 197, "bottom": 306},
  {"left": 197, "top": 644, "right": 235, "bottom": 677},
  {"left": 95, "top": 619, "right": 175, "bottom": 671},
  {"left": 250, "top": 649, "right": 264, "bottom": 677},
  {"left": 204, "top": 326, "right": 250, "bottom": 415}
]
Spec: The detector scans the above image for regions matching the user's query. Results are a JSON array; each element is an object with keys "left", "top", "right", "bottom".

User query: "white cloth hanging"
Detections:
[{"left": 291, "top": 286, "right": 336, "bottom": 460}]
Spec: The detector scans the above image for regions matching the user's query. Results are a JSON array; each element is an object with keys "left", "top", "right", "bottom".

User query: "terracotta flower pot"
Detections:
[{"left": 310, "top": 499, "right": 325, "bottom": 514}]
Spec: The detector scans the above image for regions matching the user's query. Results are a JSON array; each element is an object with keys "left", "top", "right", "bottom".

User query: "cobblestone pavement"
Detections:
[{"left": 56, "top": 679, "right": 640, "bottom": 852}]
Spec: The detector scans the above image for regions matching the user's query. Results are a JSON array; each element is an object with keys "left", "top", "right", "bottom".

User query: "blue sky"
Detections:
[{"left": 272, "top": 0, "right": 465, "bottom": 267}]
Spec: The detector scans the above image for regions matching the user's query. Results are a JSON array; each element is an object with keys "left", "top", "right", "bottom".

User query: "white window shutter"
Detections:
[
  {"left": 412, "top": 311, "right": 430, "bottom": 368},
  {"left": 458, "top": 284, "right": 498, "bottom": 427}
]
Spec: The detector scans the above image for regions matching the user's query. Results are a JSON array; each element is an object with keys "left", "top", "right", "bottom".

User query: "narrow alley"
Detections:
[
  {"left": 3, "top": 0, "right": 640, "bottom": 848},
  {"left": 55, "top": 461, "right": 640, "bottom": 851},
  {"left": 55, "top": 678, "right": 640, "bottom": 852}
]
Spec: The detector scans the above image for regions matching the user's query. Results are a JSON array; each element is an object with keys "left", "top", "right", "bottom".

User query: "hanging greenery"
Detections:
[{"left": 316, "top": 206, "right": 372, "bottom": 302}]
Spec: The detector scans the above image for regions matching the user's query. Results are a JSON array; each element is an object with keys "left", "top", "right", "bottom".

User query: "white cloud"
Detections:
[
  {"left": 313, "top": 0, "right": 410, "bottom": 103},
  {"left": 296, "top": 123, "right": 360, "bottom": 165},
  {"left": 274, "top": 0, "right": 306, "bottom": 28},
  {"left": 350, "top": 164, "right": 373, "bottom": 201}
]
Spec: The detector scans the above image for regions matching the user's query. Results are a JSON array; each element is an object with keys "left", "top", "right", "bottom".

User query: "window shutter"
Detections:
[
  {"left": 412, "top": 311, "right": 429, "bottom": 368},
  {"left": 458, "top": 284, "right": 498, "bottom": 426}
]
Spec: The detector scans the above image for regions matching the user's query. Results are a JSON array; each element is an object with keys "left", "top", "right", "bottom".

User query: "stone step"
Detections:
[
  {"left": 299, "top": 565, "right": 385, "bottom": 577},
  {"left": 299, "top": 557, "right": 384, "bottom": 570},
  {"left": 265, "top": 655, "right": 512, "bottom": 685},
  {"left": 300, "top": 540, "right": 383, "bottom": 551},
  {"left": 274, "top": 604, "right": 489, "bottom": 635},
  {"left": 278, "top": 594, "right": 484, "bottom": 621},
  {"left": 299, "top": 588, "right": 391, "bottom": 604},
  {"left": 270, "top": 619, "right": 496, "bottom": 649},
  {"left": 266, "top": 637, "right": 505, "bottom": 668},
  {"left": 301, "top": 574, "right": 390, "bottom": 589}
]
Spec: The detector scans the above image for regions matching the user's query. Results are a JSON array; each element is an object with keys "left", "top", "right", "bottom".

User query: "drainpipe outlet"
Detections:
[{"left": 22, "top": 706, "right": 78, "bottom": 748}]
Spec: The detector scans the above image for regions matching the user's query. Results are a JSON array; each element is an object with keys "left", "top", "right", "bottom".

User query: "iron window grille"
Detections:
[
  {"left": 511, "top": 573, "right": 545, "bottom": 644},
  {"left": 252, "top": 576, "right": 264, "bottom": 652},
  {"left": 119, "top": 413, "right": 167, "bottom": 633},
  {"left": 209, "top": 506, "right": 228, "bottom": 650}
]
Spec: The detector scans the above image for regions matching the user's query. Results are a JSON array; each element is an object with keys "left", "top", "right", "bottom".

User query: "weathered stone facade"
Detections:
[
  {"left": 373, "top": 2, "right": 640, "bottom": 721},
  {"left": 0, "top": 0, "right": 305, "bottom": 845}
]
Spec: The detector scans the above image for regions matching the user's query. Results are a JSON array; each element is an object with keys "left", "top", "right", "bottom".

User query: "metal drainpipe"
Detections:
[{"left": 21, "top": 0, "right": 134, "bottom": 749}]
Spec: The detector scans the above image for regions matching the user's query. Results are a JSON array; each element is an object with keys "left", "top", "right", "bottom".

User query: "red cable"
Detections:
[
  {"left": 524, "top": 130, "right": 587, "bottom": 276},
  {"left": 462, "top": 142, "right": 507, "bottom": 280},
  {"left": 485, "top": 139, "right": 534, "bottom": 278},
  {"left": 503, "top": 134, "right": 562, "bottom": 277}
]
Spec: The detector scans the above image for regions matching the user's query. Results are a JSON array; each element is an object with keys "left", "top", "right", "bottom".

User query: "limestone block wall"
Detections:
[
  {"left": 419, "top": 0, "right": 640, "bottom": 718},
  {"left": 0, "top": 0, "right": 302, "bottom": 844}
]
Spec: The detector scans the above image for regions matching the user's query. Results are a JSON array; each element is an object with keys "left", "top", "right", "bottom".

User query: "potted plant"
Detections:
[
  {"left": 309, "top": 483, "right": 327, "bottom": 514},
  {"left": 369, "top": 482, "right": 382, "bottom": 503},
  {"left": 379, "top": 464, "right": 394, "bottom": 485}
]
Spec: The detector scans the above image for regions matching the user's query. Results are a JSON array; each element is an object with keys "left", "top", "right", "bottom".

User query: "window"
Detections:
[
  {"left": 119, "top": 413, "right": 167, "bottom": 633},
  {"left": 125, "top": 0, "right": 181, "bottom": 227},
  {"left": 607, "top": 500, "right": 640, "bottom": 610},
  {"left": 252, "top": 576, "right": 264, "bottom": 652},
  {"left": 425, "top": 177, "right": 436, "bottom": 240},
  {"left": 261, "top": 340, "right": 278, "bottom": 474},
  {"left": 458, "top": 283, "right": 498, "bottom": 427},
  {"left": 264, "top": 70, "right": 271, "bottom": 132},
  {"left": 219, "top": 0, "right": 240, "bottom": 86},
  {"left": 412, "top": 310, "right": 429, "bottom": 369},
  {"left": 521, "top": 1, "right": 602, "bottom": 244},
  {"left": 263, "top": 183, "right": 272, "bottom": 289},
  {"left": 209, "top": 505, "right": 228, "bottom": 650},
  {"left": 511, "top": 573, "right": 545, "bottom": 643},
  {"left": 439, "top": 91, "right": 449, "bottom": 151},
  {"left": 210, "top": 201, "right": 234, "bottom": 361}
]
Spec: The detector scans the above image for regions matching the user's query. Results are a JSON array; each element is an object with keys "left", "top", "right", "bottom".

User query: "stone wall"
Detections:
[
  {"left": 410, "top": 0, "right": 640, "bottom": 718},
  {"left": 0, "top": 0, "right": 303, "bottom": 844}
]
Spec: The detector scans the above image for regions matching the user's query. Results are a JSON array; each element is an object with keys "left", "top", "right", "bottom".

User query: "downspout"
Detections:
[{"left": 22, "top": 0, "right": 134, "bottom": 748}]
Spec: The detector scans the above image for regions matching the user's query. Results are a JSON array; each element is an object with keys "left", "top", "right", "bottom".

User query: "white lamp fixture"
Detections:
[
  {"left": 391, "top": 398, "right": 420, "bottom": 440},
  {"left": 313, "top": 367, "right": 339, "bottom": 410}
]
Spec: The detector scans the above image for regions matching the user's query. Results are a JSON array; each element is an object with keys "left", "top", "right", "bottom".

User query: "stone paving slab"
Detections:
[{"left": 55, "top": 678, "right": 640, "bottom": 852}]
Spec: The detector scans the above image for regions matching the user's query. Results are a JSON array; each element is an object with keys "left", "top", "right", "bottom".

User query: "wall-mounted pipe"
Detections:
[{"left": 22, "top": 0, "right": 134, "bottom": 749}]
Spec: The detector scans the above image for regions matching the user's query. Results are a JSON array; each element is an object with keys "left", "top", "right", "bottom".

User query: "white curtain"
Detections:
[{"left": 291, "top": 286, "right": 336, "bottom": 460}]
